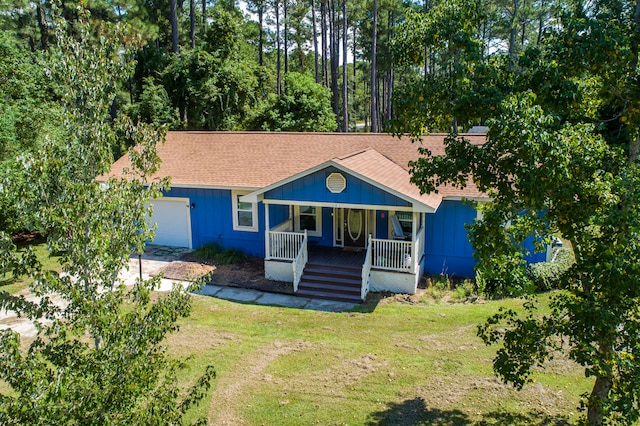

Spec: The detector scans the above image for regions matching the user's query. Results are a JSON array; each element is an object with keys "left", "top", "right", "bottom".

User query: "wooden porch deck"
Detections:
[{"left": 307, "top": 246, "right": 366, "bottom": 269}]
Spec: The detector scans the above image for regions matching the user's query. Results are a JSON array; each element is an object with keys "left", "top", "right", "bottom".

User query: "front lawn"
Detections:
[
  {"left": 0, "top": 239, "right": 590, "bottom": 423},
  {"left": 173, "top": 291, "right": 590, "bottom": 425}
]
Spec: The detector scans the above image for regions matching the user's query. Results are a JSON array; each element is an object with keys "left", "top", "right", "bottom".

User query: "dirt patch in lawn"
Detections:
[
  {"left": 208, "top": 339, "right": 311, "bottom": 425},
  {"left": 159, "top": 253, "right": 293, "bottom": 295},
  {"left": 159, "top": 261, "right": 216, "bottom": 281}
]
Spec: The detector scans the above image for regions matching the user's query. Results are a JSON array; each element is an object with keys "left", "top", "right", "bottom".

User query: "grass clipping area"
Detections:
[{"left": 171, "top": 291, "right": 589, "bottom": 425}]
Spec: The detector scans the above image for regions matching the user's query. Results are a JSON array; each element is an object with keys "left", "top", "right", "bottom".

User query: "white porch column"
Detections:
[
  {"left": 412, "top": 211, "right": 419, "bottom": 271},
  {"left": 265, "top": 202, "right": 271, "bottom": 260}
]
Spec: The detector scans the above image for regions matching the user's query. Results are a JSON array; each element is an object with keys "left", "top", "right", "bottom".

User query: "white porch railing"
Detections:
[
  {"left": 361, "top": 235, "right": 373, "bottom": 301},
  {"left": 292, "top": 230, "right": 308, "bottom": 292},
  {"left": 266, "top": 230, "right": 305, "bottom": 260},
  {"left": 372, "top": 238, "right": 413, "bottom": 272}
]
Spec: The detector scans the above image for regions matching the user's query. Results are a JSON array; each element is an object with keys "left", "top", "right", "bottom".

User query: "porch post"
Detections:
[
  {"left": 412, "top": 212, "right": 418, "bottom": 241},
  {"left": 289, "top": 205, "right": 294, "bottom": 230},
  {"left": 412, "top": 211, "right": 419, "bottom": 271},
  {"left": 265, "top": 203, "right": 271, "bottom": 260}
]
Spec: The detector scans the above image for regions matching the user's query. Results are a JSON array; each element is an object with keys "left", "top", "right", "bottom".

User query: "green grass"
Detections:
[
  {"left": 0, "top": 239, "right": 61, "bottom": 294},
  {"left": 1, "top": 242, "right": 590, "bottom": 424},
  {"left": 170, "top": 291, "right": 592, "bottom": 425}
]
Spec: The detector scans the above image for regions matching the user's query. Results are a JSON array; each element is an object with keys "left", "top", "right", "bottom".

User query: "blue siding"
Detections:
[
  {"left": 264, "top": 166, "right": 411, "bottom": 208},
  {"left": 524, "top": 236, "right": 549, "bottom": 263},
  {"left": 268, "top": 204, "right": 290, "bottom": 228},
  {"left": 424, "top": 201, "right": 550, "bottom": 277},
  {"left": 424, "top": 200, "right": 477, "bottom": 277},
  {"left": 163, "top": 188, "right": 265, "bottom": 257}
]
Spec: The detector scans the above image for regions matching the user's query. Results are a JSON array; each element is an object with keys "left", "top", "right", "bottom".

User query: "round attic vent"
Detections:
[{"left": 326, "top": 172, "right": 346, "bottom": 193}]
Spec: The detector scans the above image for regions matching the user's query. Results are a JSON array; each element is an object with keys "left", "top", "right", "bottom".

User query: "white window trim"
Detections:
[
  {"left": 232, "top": 190, "right": 259, "bottom": 232},
  {"left": 295, "top": 205, "right": 322, "bottom": 237}
]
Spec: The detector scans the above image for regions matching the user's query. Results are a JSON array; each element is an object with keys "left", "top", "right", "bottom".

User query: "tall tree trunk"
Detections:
[
  {"left": 587, "top": 374, "right": 612, "bottom": 425},
  {"left": 190, "top": 0, "right": 196, "bottom": 48},
  {"left": 330, "top": 0, "right": 340, "bottom": 122},
  {"left": 385, "top": 10, "right": 394, "bottom": 124},
  {"left": 284, "top": 0, "right": 289, "bottom": 75},
  {"left": 36, "top": 3, "right": 48, "bottom": 50},
  {"left": 424, "top": 0, "right": 430, "bottom": 75},
  {"left": 171, "top": 0, "right": 179, "bottom": 53},
  {"left": 370, "top": 0, "right": 379, "bottom": 132},
  {"left": 537, "top": 8, "right": 544, "bottom": 45},
  {"left": 353, "top": 25, "right": 357, "bottom": 116},
  {"left": 586, "top": 343, "right": 614, "bottom": 425},
  {"left": 321, "top": 0, "right": 329, "bottom": 86},
  {"left": 628, "top": 0, "right": 640, "bottom": 162},
  {"left": 508, "top": 0, "right": 519, "bottom": 58},
  {"left": 275, "top": 0, "right": 282, "bottom": 95},
  {"left": 386, "top": 68, "right": 393, "bottom": 122},
  {"left": 258, "top": 5, "right": 264, "bottom": 66},
  {"left": 202, "top": 0, "right": 206, "bottom": 29},
  {"left": 312, "top": 0, "right": 320, "bottom": 83},
  {"left": 342, "top": 0, "right": 348, "bottom": 132}
]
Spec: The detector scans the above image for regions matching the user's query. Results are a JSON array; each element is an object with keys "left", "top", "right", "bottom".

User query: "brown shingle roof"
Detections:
[
  {"left": 107, "top": 131, "right": 487, "bottom": 205},
  {"left": 333, "top": 148, "right": 443, "bottom": 210}
]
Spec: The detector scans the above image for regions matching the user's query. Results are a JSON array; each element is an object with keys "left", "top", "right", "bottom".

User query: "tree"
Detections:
[
  {"left": 0, "top": 31, "right": 64, "bottom": 233},
  {"left": 391, "top": 0, "right": 489, "bottom": 134},
  {"left": 170, "top": 0, "right": 179, "bottom": 52},
  {"left": 0, "top": 12, "right": 214, "bottom": 423},
  {"left": 246, "top": 0, "right": 267, "bottom": 66},
  {"left": 370, "top": 0, "right": 379, "bottom": 132},
  {"left": 341, "top": 0, "right": 348, "bottom": 132},
  {"left": 129, "top": 76, "right": 179, "bottom": 127},
  {"left": 251, "top": 71, "right": 337, "bottom": 131},
  {"left": 399, "top": 0, "right": 640, "bottom": 423}
]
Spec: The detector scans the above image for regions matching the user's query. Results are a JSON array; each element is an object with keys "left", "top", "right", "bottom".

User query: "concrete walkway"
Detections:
[{"left": 195, "top": 284, "right": 358, "bottom": 312}]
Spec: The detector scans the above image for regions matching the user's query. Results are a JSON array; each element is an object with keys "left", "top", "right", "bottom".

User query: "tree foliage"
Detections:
[
  {"left": 0, "top": 11, "right": 214, "bottom": 424},
  {"left": 397, "top": 0, "right": 640, "bottom": 423},
  {"left": 251, "top": 71, "right": 337, "bottom": 131}
]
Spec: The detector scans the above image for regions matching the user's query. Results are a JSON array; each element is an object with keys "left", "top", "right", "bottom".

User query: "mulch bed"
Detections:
[{"left": 159, "top": 253, "right": 293, "bottom": 295}]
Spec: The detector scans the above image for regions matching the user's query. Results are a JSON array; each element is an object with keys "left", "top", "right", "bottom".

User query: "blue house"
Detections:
[{"left": 108, "top": 131, "right": 544, "bottom": 302}]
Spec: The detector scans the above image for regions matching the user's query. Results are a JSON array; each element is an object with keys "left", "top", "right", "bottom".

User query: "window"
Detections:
[
  {"left": 395, "top": 211, "right": 413, "bottom": 234},
  {"left": 232, "top": 191, "right": 258, "bottom": 232},
  {"left": 295, "top": 205, "right": 322, "bottom": 237}
]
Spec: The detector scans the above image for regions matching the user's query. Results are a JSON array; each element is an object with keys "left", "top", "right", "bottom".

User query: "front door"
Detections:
[{"left": 344, "top": 208, "right": 366, "bottom": 248}]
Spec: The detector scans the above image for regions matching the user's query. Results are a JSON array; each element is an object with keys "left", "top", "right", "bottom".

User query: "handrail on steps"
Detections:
[
  {"left": 361, "top": 234, "right": 373, "bottom": 301},
  {"left": 292, "top": 230, "right": 308, "bottom": 293}
]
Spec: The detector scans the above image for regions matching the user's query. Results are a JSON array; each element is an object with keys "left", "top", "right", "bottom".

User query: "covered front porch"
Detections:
[{"left": 263, "top": 203, "right": 426, "bottom": 301}]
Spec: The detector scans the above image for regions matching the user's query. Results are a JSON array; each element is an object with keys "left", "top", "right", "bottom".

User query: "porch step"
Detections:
[{"left": 297, "top": 263, "right": 363, "bottom": 303}]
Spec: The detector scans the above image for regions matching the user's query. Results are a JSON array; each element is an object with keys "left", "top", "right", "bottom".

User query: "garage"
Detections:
[{"left": 148, "top": 197, "right": 192, "bottom": 248}]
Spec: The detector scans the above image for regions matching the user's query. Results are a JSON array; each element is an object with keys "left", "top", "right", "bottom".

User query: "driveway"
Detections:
[{"left": 0, "top": 245, "right": 190, "bottom": 338}]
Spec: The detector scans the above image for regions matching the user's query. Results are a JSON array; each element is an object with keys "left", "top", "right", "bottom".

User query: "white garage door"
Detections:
[{"left": 149, "top": 197, "right": 192, "bottom": 248}]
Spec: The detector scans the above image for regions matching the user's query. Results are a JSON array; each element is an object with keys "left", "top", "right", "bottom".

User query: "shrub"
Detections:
[
  {"left": 476, "top": 254, "right": 535, "bottom": 298},
  {"left": 193, "top": 243, "right": 248, "bottom": 265},
  {"left": 193, "top": 243, "right": 222, "bottom": 260},
  {"left": 452, "top": 279, "right": 476, "bottom": 300},
  {"left": 528, "top": 247, "right": 575, "bottom": 292},
  {"left": 430, "top": 274, "right": 451, "bottom": 290},
  {"left": 215, "top": 248, "right": 248, "bottom": 265}
]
